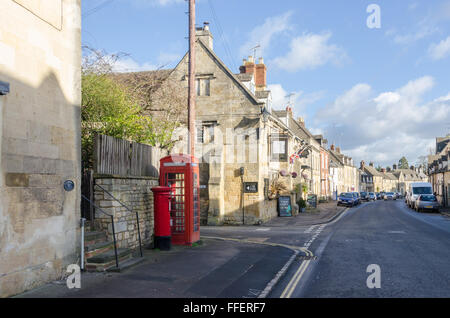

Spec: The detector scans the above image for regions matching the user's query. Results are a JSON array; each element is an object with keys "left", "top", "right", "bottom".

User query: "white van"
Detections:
[{"left": 406, "top": 182, "right": 433, "bottom": 209}]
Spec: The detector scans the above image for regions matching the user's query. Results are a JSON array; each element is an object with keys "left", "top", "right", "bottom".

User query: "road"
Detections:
[
  {"left": 268, "top": 200, "right": 450, "bottom": 298},
  {"left": 17, "top": 200, "right": 450, "bottom": 298}
]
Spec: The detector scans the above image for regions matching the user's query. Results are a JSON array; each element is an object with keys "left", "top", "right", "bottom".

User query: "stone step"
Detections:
[
  {"left": 86, "top": 248, "right": 132, "bottom": 265},
  {"left": 84, "top": 231, "right": 107, "bottom": 246},
  {"left": 84, "top": 241, "right": 114, "bottom": 259},
  {"left": 85, "top": 250, "right": 133, "bottom": 272}
]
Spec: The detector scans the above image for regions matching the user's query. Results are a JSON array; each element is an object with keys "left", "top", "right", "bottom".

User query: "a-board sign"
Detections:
[
  {"left": 307, "top": 194, "right": 317, "bottom": 208},
  {"left": 244, "top": 182, "right": 258, "bottom": 193},
  {"left": 278, "top": 196, "right": 292, "bottom": 217}
]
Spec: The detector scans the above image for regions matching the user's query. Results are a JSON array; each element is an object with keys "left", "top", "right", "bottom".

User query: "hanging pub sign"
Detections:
[{"left": 278, "top": 196, "right": 292, "bottom": 217}]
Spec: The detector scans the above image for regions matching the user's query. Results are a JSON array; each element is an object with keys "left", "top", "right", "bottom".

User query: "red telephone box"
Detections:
[{"left": 159, "top": 154, "right": 200, "bottom": 245}]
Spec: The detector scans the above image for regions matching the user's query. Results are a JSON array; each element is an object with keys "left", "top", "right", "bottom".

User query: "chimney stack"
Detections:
[
  {"left": 393, "top": 164, "right": 397, "bottom": 170},
  {"left": 360, "top": 160, "right": 365, "bottom": 170},
  {"left": 239, "top": 55, "right": 256, "bottom": 75},
  {"left": 297, "top": 117, "right": 305, "bottom": 127},
  {"left": 331, "top": 144, "right": 335, "bottom": 151},
  {"left": 336, "top": 147, "right": 341, "bottom": 154},
  {"left": 381, "top": 168, "right": 386, "bottom": 173},
  {"left": 369, "top": 162, "right": 374, "bottom": 167},
  {"left": 196, "top": 22, "right": 214, "bottom": 50},
  {"left": 286, "top": 105, "right": 293, "bottom": 117},
  {"left": 255, "top": 57, "right": 267, "bottom": 91}
]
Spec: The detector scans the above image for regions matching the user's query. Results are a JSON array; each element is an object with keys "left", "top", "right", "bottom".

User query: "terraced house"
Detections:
[{"left": 428, "top": 135, "right": 450, "bottom": 207}]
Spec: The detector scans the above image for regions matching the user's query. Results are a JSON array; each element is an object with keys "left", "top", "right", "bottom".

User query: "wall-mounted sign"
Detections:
[
  {"left": 244, "top": 182, "right": 258, "bottom": 193},
  {"left": 278, "top": 196, "right": 292, "bottom": 217},
  {"left": 64, "top": 180, "right": 75, "bottom": 192}
]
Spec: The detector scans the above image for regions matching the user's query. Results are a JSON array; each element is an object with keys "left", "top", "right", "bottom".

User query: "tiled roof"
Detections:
[{"left": 363, "top": 165, "right": 383, "bottom": 177}]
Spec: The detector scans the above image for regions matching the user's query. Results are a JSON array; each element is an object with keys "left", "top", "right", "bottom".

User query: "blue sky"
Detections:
[{"left": 82, "top": 0, "right": 450, "bottom": 167}]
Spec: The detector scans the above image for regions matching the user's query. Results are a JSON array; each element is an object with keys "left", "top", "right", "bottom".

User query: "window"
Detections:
[
  {"left": 270, "top": 135, "right": 288, "bottom": 161},
  {"left": 196, "top": 78, "right": 210, "bottom": 96},
  {"left": 197, "top": 122, "right": 216, "bottom": 144}
]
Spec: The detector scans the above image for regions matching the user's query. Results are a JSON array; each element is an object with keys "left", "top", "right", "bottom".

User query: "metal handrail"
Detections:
[
  {"left": 81, "top": 194, "right": 119, "bottom": 269},
  {"left": 94, "top": 184, "right": 143, "bottom": 258}
]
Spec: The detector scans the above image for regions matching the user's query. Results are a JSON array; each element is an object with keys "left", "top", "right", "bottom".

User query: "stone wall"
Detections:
[
  {"left": 93, "top": 176, "right": 158, "bottom": 250},
  {"left": 0, "top": 0, "right": 81, "bottom": 297}
]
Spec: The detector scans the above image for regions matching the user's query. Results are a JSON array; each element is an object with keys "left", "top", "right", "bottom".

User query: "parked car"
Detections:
[
  {"left": 384, "top": 192, "right": 396, "bottom": 200},
  {"left": 415, "top": 194, "right": 440, "bottom": 212},
  {"left": 337, "top": 192, "right": 357, "bottom": 207},
  {"left": 352, "top": 192, "right": 361, "bottom": 205},
  {"left": 376, "top": 192, "right": 382, "bottom": 200},
  {"left": 406, "top": 182, "right": 433, "bottom": 209},
  {"left": 360, "top": 191, "right": 369, "bottom": 201},
  {"left": 368, "top": 192, "right": 376, "bottom": 201}
]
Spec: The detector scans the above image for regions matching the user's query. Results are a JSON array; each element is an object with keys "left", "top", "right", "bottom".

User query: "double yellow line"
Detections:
[{"left": 280, "top": 249, "right": 314, "bottom": 298}]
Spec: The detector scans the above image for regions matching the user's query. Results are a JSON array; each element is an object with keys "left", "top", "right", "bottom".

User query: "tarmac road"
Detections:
[{"left": 269, "top": 200, "right": 450, "bottom": 298}]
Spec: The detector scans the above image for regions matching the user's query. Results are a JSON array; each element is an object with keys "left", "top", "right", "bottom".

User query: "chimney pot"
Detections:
[{"left": 331, "top": 144, "right": 335, "bottom": 151}]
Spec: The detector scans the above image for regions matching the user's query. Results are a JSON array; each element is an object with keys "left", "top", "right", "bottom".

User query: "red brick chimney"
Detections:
[
  {"left": 286, "top": 105, "right": 293, "bottom": 117},
  {"left": 381, "top": 168, "right": 386, "bottom": 173},
  {"left": 255, "top": 58, "right": 267, "bottom": 91},
  {"left": 330, "top": 144, "right": 335, "bottom": 151},
  {"left": 239, "top": 56, "right": 256, "bottom": 75}
]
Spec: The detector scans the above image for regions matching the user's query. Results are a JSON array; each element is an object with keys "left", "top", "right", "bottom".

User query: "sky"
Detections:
[{"left": 82, "top": 0, "right": 450, "bottom": 168}]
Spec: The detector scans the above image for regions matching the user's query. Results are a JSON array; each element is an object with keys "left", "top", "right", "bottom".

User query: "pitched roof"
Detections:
[
  {"left": 392, "top": 169, "right": 422, "bottom": 181},
  {"left": 363, "top": 165, "right": 383, "bottom": 177},
  {"left": 196, "top": 39, "right": 263, "bottom": 106}
]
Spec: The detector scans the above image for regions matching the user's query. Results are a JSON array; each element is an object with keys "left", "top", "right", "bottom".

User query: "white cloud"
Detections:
[
  {"left": 112, "top": 57, "right": 157, "bottom": 73},
  {"left": 314, "top": 76, "right": 450, "bottom": 166},
  {"left": 388, "top": 17, "right": 439, "bottom": 45},
  {"left": 272, "top": 32, "right": 347, "bottom": 72},
  {"left": 239, "top": 11, "right": 293, "bottom": 58},
  {"left": 111, "top": 51, "right": 181, "bottom": 73},
  {"left": 428, "top": 36, "right": 450, "bottom": 60},
  {"left": 268, "top": 83, "right": 325, "bottom": 119},
  {"left": 129, "top": 0, "right": 184, "bottom": 6}
]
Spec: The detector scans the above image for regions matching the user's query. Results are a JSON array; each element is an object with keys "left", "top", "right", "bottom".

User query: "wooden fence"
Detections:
[{"left": 93, "top": 134, "right": 167, "bottom": 178}]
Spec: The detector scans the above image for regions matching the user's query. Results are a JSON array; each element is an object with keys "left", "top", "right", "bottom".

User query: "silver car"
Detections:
[
  {"left": 415, "top": 194, "right": 440, "bottom": 212},
  {"left": 384, "top": 192, "right": 395, "bottom": 200},
  {"left": 368, "top": 192, "right": 376, "bottom": 201}
]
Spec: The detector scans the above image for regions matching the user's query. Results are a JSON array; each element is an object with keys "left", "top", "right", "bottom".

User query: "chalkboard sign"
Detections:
[
  {"left": 244, "top": 182, "right": 258, "bottom": 193},
  {"left": 307, "top": 194, "right": 317, "bottom": 208},
  {"left": 278, "top": 196, "right": 292, "bottom": 217}
]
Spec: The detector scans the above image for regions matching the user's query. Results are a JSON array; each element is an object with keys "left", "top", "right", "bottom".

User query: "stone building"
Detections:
[
  {"left": 329, "top": 148, "right": 344, "bottom": 198},
  {"left": 391, "top": 166, "right": 424, "bottom": 195},
  {"left": 314, "top": 135, "right": 330, "bottom": 199},
  {"left": 428, "top": 135, "right": 449, "bottom": 206},
  {"left": 0, "top": 0, "right": 81, "bottom": 297},
  {"left": 166, "top": 23, "right": 310, "bottom": 225},
  {"left": 380, "top": 168, "right": 398, "bottom": 192},
  {"left": 330, "top": 146, "right": 358, "bottom": 192},
  {"left": 360, "top": 161, "right": 383, "bottom": 193}
]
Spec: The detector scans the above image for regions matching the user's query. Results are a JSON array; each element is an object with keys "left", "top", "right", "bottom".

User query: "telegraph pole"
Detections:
[{"left": 188, "top": 0, "right": 196, "bottom": 156}]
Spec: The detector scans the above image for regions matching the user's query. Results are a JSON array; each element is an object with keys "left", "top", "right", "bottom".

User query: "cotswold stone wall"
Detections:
[{"left": 93, "top": 176, "right": 158, "bottom": 250}]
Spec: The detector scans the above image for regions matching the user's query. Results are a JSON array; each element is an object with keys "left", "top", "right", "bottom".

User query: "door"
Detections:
[{"left": 166, "top": 172, "right": 186, "bottom": 234}]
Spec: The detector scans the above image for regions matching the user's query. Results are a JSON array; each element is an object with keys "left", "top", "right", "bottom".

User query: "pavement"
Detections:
[
  {"left": 264, "top": 201, "right": 347, "bottom": 227},
  {"left": 16, "top": 201, "right": 343, "bottom": 299}
]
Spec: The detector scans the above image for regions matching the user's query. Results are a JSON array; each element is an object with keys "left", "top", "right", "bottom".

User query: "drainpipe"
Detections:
[{"left": 80, "top": 218, "right": 86, "bottom": 271}]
